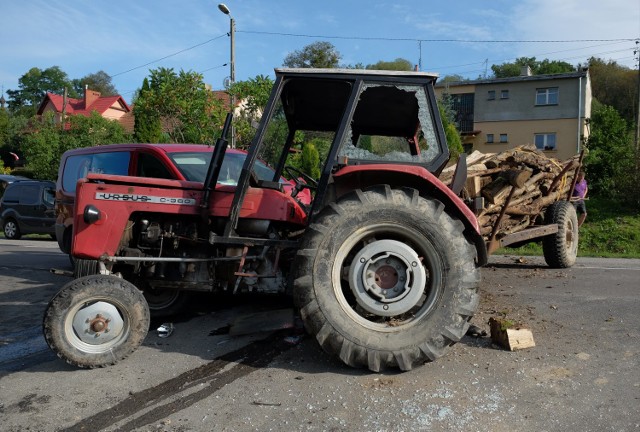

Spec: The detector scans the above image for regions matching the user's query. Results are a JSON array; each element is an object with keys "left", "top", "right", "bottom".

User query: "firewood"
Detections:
[{"left": 503, "top": 169, "right": 532, "bottom": 188}]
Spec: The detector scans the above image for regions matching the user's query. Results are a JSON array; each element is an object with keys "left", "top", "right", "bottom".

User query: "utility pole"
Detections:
[
  {"left": 218, "top": 3, "right": 235, "bottom": 148},
  {"left": 635, "top": 41, "right": 640, "bottom": 152}
]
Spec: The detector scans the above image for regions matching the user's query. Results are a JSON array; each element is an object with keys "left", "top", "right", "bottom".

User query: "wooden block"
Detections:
[
  {"left": 489, "top": 317, "right": 536, "bottom": 351},
  {"left": 465, "top": 176, "right": 483, "bottom": 198}
]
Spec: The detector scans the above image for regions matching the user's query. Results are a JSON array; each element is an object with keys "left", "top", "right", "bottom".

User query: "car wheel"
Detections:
[{"left": 3, "top": 218, "right": 21, "bottom": 240}]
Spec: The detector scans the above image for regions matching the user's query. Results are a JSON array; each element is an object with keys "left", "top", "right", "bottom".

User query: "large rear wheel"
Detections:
[
  {"left": 43, "top": 275, "right": 150, "bottom": 368},
  {"left": 293, "top": 186, "right": 480, "bottom": 371}
]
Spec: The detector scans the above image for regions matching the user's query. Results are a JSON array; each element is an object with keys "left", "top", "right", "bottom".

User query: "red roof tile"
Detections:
[{"left": 37, "top": 91, "right": 130, "bottom": 117}]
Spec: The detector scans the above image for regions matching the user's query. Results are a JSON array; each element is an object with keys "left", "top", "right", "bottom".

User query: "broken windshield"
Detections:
[{"left": 339, "top": 83, "right": 442, "bottom": 165}]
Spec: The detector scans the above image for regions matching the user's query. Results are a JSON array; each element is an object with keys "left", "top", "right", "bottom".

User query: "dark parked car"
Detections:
[
  {"left": 0, "top": 174, "right": 29, "bottom": 199},
  {"left": 0, "top": 180, "right": 56, "bottom": 239}
]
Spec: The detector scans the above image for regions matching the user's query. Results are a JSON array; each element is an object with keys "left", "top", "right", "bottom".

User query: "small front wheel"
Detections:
[{"left": 43, "top": 275, "right": 150, "bottom": 368}]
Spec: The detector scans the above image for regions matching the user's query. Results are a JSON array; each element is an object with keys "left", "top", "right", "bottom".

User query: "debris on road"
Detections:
[
  {"left": 466, "top": 324, "right": 487, "bottom": 338},
  {"left": 489, "top": 317, "right": 536, "bottom": 351},
  {"left": 157, "top": 323, "right": 174, "bottom": 338}
]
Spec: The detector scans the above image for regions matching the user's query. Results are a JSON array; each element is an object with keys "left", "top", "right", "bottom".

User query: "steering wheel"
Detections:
[{"left": 283, "top": 166, "right": 318, "bottom": 191}]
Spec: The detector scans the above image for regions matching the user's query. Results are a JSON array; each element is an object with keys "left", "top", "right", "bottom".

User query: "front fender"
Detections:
[{"left": 332, "top": 165, "right": 487, "bottom": 266}]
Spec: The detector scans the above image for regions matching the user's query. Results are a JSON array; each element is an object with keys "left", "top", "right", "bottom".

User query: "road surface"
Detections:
[{"left": 0, "top": 239, "right": 638, "bottom": 431}]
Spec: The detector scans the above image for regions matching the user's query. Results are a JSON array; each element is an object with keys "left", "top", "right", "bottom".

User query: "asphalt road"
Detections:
[{"left": 0, "top": 238, "right": 638, "bottom": 431}]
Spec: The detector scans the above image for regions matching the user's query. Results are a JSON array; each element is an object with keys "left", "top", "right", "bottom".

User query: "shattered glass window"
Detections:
[{"left": 338, "top": 83, "right": 442, "bottom": 165}]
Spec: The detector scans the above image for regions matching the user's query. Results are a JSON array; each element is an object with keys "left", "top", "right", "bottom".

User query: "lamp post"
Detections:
[{"left": 218, "top": 3, "right": 235, "bottom": 148}]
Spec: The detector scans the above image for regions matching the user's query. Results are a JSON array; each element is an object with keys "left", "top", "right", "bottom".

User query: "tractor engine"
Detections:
[{"left": 115, "top": 215, "right": 289, "bottom": 295}]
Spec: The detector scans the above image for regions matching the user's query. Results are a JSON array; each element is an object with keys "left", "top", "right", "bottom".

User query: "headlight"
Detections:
[{"left": 83, "top": 205, "right": 102, "bottom": 224}]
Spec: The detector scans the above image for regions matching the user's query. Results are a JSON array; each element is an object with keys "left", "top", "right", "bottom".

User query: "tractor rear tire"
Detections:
[
  {"left": 543, "top": 201, "right": 579, "bottom": 268},
  {"left": 43, "top": 275, "right": 150, "bottom": 368},
  {"left": 293, "top": 186, "right": 480, "bottom": 372}
]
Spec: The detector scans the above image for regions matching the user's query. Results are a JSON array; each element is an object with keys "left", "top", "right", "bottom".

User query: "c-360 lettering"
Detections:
[{"left": 95, "top": 192, "right": 197, "bottom": 205}]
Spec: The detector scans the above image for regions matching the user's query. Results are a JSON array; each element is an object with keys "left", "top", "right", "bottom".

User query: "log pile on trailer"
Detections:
[{"left": 441, "top": 144, "right": 582, "bottom": 243}]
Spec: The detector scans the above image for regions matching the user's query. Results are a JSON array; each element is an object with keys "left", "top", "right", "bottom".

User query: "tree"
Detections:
[
  {"left": 440, "top": 74, "right": 467, "bottom": 84},
  {"left": 586, "top": 57, "right": 637, "bottom": 125},
  {"left": 228, "top": 75, "right": 275, "bottom": 149},
  {"left": 366, "top": 58, "right": 413, "bottom": 71},
  {"left": 22, "top": 111, "right": 130, "bottom": 180},
  {"left": 438, "top": 101, "right": 463, "bottom": 162},
  {"left": 283, "top": 42, "right": 341, "bottom": 68},
  {"left": 0, "top": 112, "right": 30, "bottom": 168},
  {"left": 491, "top": 57, "right": 575, "bottom": 78},
  {"left": 6, "top": 66, "right": 73, "bottom": 115},
  {"left": 537, "top": 59, "right": 576, "bottom": 75},
  {"left": 133, "top": 68, "right": 226, "bottom": 144},
  {"left": 584, "top": 104, "right": 634, "bottom": 198},
  {"left": 134, "top": 78, "right": 163, "bottom": 143},
  {"left": 72, "top": 71, "right": 118, "bottom": 96},
  {"left": 230, "top": 75, "right": 274, "bottom": 117}
]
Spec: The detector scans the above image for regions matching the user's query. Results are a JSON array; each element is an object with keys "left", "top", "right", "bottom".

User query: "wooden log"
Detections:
[
  {"left": 481, "top": 177, "right": 511, "bottom": 205},
  {"left": 467, "top": 166, "right": 504, "bottom": 177},
  {"left": 506, "top": 192, "right": 562, "bottom": 216},
  {"left": 503, "top": 169, "right": 532, "bottom": 188},
  {"left": 508, "top": 188, "right": 542, "bottom": 207}
]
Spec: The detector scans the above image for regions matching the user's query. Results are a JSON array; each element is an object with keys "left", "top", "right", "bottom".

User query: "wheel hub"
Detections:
[
  {"left": 349, "top": 239, "right": 426, "bottom": 317},
  {"left": 72, "top": 301, "right": 124, "bottom": 344}
]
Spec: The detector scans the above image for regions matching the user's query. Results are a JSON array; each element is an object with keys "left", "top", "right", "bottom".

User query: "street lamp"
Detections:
[{"left": 218, "top": 3, "right": 235, "bottom": 148}]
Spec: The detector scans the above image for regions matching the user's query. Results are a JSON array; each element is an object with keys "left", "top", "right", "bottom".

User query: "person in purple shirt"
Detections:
[{"left": 572, "top": 170, "right": 588, "bottom": 227}]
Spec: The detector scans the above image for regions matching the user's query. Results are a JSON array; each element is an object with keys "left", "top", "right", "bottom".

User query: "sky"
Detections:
[{"left": 1, "top": 0, "right": 639, "bottom": 105}]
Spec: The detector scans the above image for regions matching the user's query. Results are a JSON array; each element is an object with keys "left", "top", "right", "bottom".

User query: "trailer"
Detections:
[{"left": 443, "top": 144, "right": 585, "bottom": 268}]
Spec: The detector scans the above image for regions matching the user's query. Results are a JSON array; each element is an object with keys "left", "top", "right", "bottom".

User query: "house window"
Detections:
[
  {"left": 488, "top": 90, "right": 496, "bottom": 100},
  {"left": 534, "top": 133, "right": 557, "bottom": 150},
  {"left": 486, "top": 134, "right": 494, "bottom": 143},
  {"left": 500, "top": 134, "right": 508, "bottom": 143},
  {"left": 500, "top": 90, "right": 509, "bottom": 99},
  {"left": 535, "top": 87, "right": 558, "bottom": 105}
]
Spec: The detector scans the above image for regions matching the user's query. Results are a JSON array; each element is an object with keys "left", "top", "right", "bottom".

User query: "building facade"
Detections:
[{"left": 435, "top": 68, "right": 592, "bottom": 161}]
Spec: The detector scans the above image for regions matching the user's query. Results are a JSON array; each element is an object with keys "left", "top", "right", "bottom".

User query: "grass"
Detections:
[{"left": 499, "top": 197, "right": 640, "bottom": 259}]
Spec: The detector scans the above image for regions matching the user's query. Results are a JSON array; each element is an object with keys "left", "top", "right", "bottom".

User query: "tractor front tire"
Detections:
[
  {"left": 43, "top": 275, "right": 150, "bottom": 368},
  {"left": 293, "top": 186, "right": 480, "bottom": 372},
  {"left": 543, "top": 201, "right": 579, "bottom": 268}
]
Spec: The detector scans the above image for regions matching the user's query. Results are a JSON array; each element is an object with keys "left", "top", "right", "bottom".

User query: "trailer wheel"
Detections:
[
  {"left": 543, "top": 201, "right": 579, "bottom": 268},
  {"left": 43, "top": 275, "right": 150, "bottom": 368},
  {"left": 293, "top": 186, "right": 480, "bottom": 372}
]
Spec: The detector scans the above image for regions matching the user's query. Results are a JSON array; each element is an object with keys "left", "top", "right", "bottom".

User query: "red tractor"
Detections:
[{"left": 43, "top": 69, "right": 487, "bottom": 371}]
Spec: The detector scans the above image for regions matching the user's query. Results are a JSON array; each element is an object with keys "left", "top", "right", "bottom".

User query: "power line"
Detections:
[
  {"left": 238, "top": 30, "right": 637, "bottom": 44},
  {"left": 109, "top": 34, "right": 227, "bottom": 78},
  {"left": 106, "top": 29, "right": 638, "bottom": 85}
]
